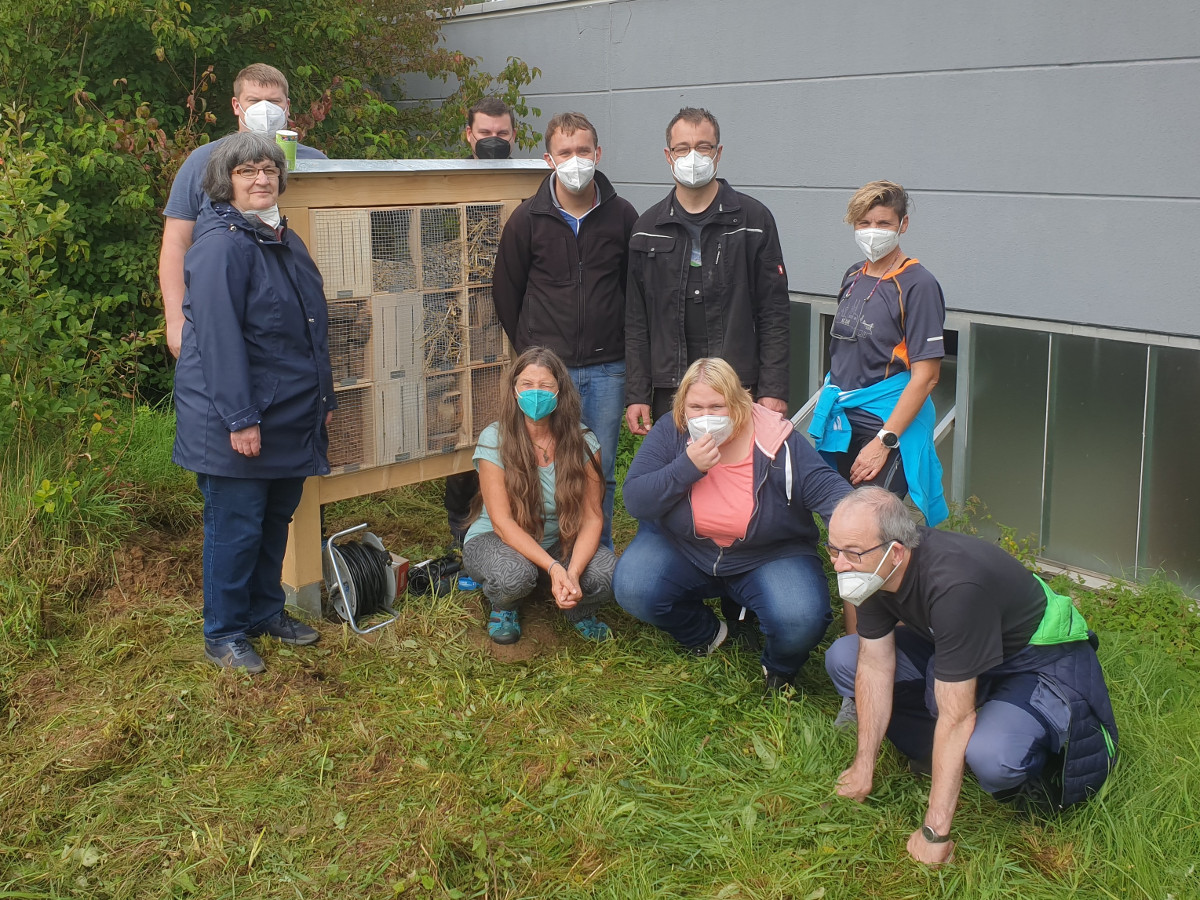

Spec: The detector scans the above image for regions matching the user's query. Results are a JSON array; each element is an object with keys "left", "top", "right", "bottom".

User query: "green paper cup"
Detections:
[{"left": 275, "top": 129, "right": 298, "bottom": 171}]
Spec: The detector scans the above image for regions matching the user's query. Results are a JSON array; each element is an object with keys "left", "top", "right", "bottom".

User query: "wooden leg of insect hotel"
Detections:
[{"left": 283, "top": 476, "right": 324, "bottom": 617}]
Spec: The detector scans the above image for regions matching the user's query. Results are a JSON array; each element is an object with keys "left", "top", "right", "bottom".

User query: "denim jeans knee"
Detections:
[
  {"left": 726, "top": 553, "right": 832, "bottom": 677},
  {"left": 614, "top": 524, "right": 721, "bottom": 649},
  {"left": 568, "top": 361, "right": 625, "bottom": 551}
]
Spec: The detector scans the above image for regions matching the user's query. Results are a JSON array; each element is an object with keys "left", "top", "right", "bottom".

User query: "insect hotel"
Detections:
[{"left": 279, "top": 159, "right": 549, "bottom": 615}]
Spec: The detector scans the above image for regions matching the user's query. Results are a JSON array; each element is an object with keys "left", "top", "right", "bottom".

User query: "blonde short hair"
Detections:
[
  {"left": 672, "top": 358, "right": 754, "bottom": 435},
  {"left": 844, "top": 180, "right": 911, "bottom": 225},
  {"left": 233, "top": 64, "right": 290, "bottom": 99}
]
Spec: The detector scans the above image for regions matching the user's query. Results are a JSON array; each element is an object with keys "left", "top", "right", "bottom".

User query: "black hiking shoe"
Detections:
[{"left": 253, "top": 610, "right": 320, "bottom": 645}]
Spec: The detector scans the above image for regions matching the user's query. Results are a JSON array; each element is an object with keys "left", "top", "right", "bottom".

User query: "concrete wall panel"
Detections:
[{"left": 414, "top": 0, "right": 1200, "bottom": 336}]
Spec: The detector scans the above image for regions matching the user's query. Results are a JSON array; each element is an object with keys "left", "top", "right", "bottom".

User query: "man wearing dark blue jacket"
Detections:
[{"left": 826, "top": 487, "right": 1118, "bottom": 866}]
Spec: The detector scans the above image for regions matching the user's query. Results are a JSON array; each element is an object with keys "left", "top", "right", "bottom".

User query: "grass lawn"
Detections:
[{"left": 1, "top": 413, "right": 1198, "bottom": 899}]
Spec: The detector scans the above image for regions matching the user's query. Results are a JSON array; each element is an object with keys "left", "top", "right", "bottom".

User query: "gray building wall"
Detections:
[{"left": 412, "top": 0, "right": 1200, "bottom": 337}]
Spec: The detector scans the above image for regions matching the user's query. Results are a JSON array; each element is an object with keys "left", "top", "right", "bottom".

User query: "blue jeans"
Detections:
[
  {"left": 567, "top": 360, "right": 625, "bottom": 550},
  {"left": 614, "top": 523, "right": 833, "bottom": 678},
  {"left": 197, "top": 473, "right": 306, "bottom": 644}
]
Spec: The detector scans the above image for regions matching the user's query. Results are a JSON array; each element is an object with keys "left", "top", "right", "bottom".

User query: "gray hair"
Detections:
[
  {"left": 834, "top": 486, "right": 921, "bottom": 548},
  {"left": 201, "top": 132, "right": 288, "bottom": 203}
]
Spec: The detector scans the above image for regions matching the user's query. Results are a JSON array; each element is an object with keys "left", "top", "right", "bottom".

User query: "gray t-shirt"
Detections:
[
  {"left": 465, "top": 422, "right": 601, "bottom": 550},
  {"left": 163, "top": 134, "right": 327, "bottom": 222},
  {"left": 828, "top": 258, "right": 946, "bottom": 430}
]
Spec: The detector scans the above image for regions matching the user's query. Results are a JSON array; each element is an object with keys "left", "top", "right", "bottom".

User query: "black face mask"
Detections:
[{"left": 474, "top": 137, "right": 512, "bottom": 160}]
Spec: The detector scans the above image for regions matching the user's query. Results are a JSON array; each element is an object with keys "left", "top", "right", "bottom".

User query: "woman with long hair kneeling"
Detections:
[{"left": 462, "top": 348, "right": 615, "bottom": 645}]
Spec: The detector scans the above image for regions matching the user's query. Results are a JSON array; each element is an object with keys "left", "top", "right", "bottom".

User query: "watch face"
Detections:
[
  {"left": 921, "top": 824, "right": 948, "bottom": 843},
  {"left": 881, "top": 431, "right": 899, "bottom": 449}
]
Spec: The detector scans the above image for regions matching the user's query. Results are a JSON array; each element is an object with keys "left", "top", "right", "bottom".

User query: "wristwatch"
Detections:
[
  {"left": 921, "top": 824, "right": 951, "bottom": 844},
  {"left": 876, "top": 428, "right": 899, "bottom": 450}
]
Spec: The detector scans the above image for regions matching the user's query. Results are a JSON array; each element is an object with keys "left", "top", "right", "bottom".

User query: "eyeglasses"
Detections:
[
  {"left": 821, "top": 541, "right": 889, "bottom": 564},
  {"left": 232, "top": 165, "right": 281, "bottom": 180},
  {"left": 669, "top": 143, "right": 717, "bottom": 159}
]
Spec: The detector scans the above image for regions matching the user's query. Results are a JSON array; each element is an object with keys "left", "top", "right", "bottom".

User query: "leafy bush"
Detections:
[
  {"left": 0, "top": 0, "right": 541, "bottom": 408},
  {"left": 0, "top": 1, "right": 540, "bottom": 645}
]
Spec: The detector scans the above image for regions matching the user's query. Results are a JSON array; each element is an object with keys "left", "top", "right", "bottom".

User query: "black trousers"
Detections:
[{"left": 444, "top": 471, "right": 479, "bottom": 542}]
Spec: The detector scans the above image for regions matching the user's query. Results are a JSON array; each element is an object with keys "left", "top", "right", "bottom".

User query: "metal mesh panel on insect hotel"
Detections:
[
  {"left": 468, "top": 286, "right": 507, "bottom": 365},
  {"left": 422, "top": 291, "right": 465, "bottom": 372},
  {"left": 465, "top": 203, "right": 504, "bottom": 285},
  {"left": 327, "top": 386, "right": 375, "bottom": 473},
  {"left": 426, "top": 372, "right": 467, "bottom": 453},
  {"left": 327, "top": 299, "right": 372, "bottom": 385},
  {"left": 370, "top": 208, "right": 418, "bottom": 293},
  {"left": 470, "top": 366, "right": 505, "bottom": 441},
  {"left": 419, "top": 206, "right": 465, "bottom": 289}
]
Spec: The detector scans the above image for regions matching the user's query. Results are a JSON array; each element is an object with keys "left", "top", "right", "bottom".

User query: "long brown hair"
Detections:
[{"left": 489, "top": 348, "right": 602, "bottom": 558}]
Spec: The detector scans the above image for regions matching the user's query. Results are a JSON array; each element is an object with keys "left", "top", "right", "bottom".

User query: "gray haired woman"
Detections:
[{"left": 172, "top": 131, "right": 336, "bottom": 674}]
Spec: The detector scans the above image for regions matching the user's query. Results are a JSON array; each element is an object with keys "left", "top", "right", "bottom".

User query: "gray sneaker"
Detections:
[
  {"left": 205, "top": 639, "right": 266, "bottom": 674},
  {"left": 833, "top": 696, "right": 858, "bottom": 730},
  {"left": 254, "top": 611, "right": 320, "bottom": 645}
]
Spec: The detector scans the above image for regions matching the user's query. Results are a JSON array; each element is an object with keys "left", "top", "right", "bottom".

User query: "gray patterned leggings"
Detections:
[{"left": 462, "top": 532, "right": 616, "bottom": 623}]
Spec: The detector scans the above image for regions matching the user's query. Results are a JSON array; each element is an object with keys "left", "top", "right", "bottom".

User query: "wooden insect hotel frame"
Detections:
[{"left": 279, "top": 160, "right": 549, "bottom": 615}]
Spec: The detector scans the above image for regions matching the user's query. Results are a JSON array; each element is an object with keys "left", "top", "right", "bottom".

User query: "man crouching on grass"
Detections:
[{"left": 824, "top": 487, "right": 1118, "bottom": 865}]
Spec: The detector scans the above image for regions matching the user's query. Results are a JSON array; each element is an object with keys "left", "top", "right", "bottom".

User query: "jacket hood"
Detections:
[
  {"left": 751, "top": 404, "right": 793, "bottom": 458},
  {"left": 194, "top": 200, "right": 282, "bottom": 243}
]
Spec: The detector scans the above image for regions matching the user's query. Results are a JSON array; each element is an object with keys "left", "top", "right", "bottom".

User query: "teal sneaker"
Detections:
[
  {"left": 487, "top": 608, "right": 521, "bottom": 644},
  {"left": 572, "top": 616, "right": 612, "bottom": 642}
]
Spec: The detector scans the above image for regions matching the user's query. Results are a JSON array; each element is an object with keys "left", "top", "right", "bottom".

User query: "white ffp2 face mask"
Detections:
[
  {"left": 854, "top": 227, "right": 901, "bottom": 263},
  {"left": 672, "top": 149, "right": 716, "bottom": 188},
  {"left": 686, "top": 414, "right": 734, "bottom": 447},
  {"left": 242, "top": 100, "right": 288, "bottom": 135},
  {"left": 242, "top": 204, "right": 281, "bottom": 229},
  {"left": 555, "top": 156, "right": 596, "bottom": 194},
  {"left": 836, "top": 542, "right": 898, "bottom": 606}
]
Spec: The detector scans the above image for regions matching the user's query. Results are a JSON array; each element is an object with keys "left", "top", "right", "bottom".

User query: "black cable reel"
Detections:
[{"left": 323, "top": 523, "right": 400, "bottom": 635}]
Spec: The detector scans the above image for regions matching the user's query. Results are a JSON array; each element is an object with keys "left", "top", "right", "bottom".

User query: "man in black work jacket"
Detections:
[
  {"left": 624, "top": 107, "right": 791, "bottom": 434},
  {"left": 492, "top": 111, "right": 638, "bottom": 549}
]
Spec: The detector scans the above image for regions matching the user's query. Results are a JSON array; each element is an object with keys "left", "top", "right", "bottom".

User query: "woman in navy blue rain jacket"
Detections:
[
  {"left": 614, "top": 358, "right": 851, "bottom": 693},
  {"left": 172, "top": 132, "right": 335, "bottom": 675}
]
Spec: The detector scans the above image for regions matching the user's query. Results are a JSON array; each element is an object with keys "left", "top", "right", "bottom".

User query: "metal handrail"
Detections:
[{"left": 788, "top": 387, "right": 956, "bottom": 446}]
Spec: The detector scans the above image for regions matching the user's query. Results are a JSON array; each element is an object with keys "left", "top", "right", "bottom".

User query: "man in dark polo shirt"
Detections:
[{"left": 824, "top": 487, "right": 1117, "bottom": 866}]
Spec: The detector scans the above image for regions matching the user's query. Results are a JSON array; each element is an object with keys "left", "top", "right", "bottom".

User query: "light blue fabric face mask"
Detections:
[{"left": 517, "top": 389, "right": 558, "bottom": 421}]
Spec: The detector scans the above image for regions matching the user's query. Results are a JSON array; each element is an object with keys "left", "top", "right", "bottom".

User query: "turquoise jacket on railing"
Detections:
[{"left": 807, "top": 371, "right": 949, "bottom": 527}]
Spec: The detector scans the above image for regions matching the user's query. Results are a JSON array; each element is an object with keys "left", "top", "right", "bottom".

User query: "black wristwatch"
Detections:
[
  {"left": 921, "top": 824, "right": 951, "bottom": 844},
  {"left": 877, "top": 428, "right": 899, "bottom": 450}
]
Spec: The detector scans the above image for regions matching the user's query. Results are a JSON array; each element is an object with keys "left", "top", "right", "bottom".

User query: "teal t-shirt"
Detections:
[{"left": 464, "top": 422, "right": 600, "bottom": 550}]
